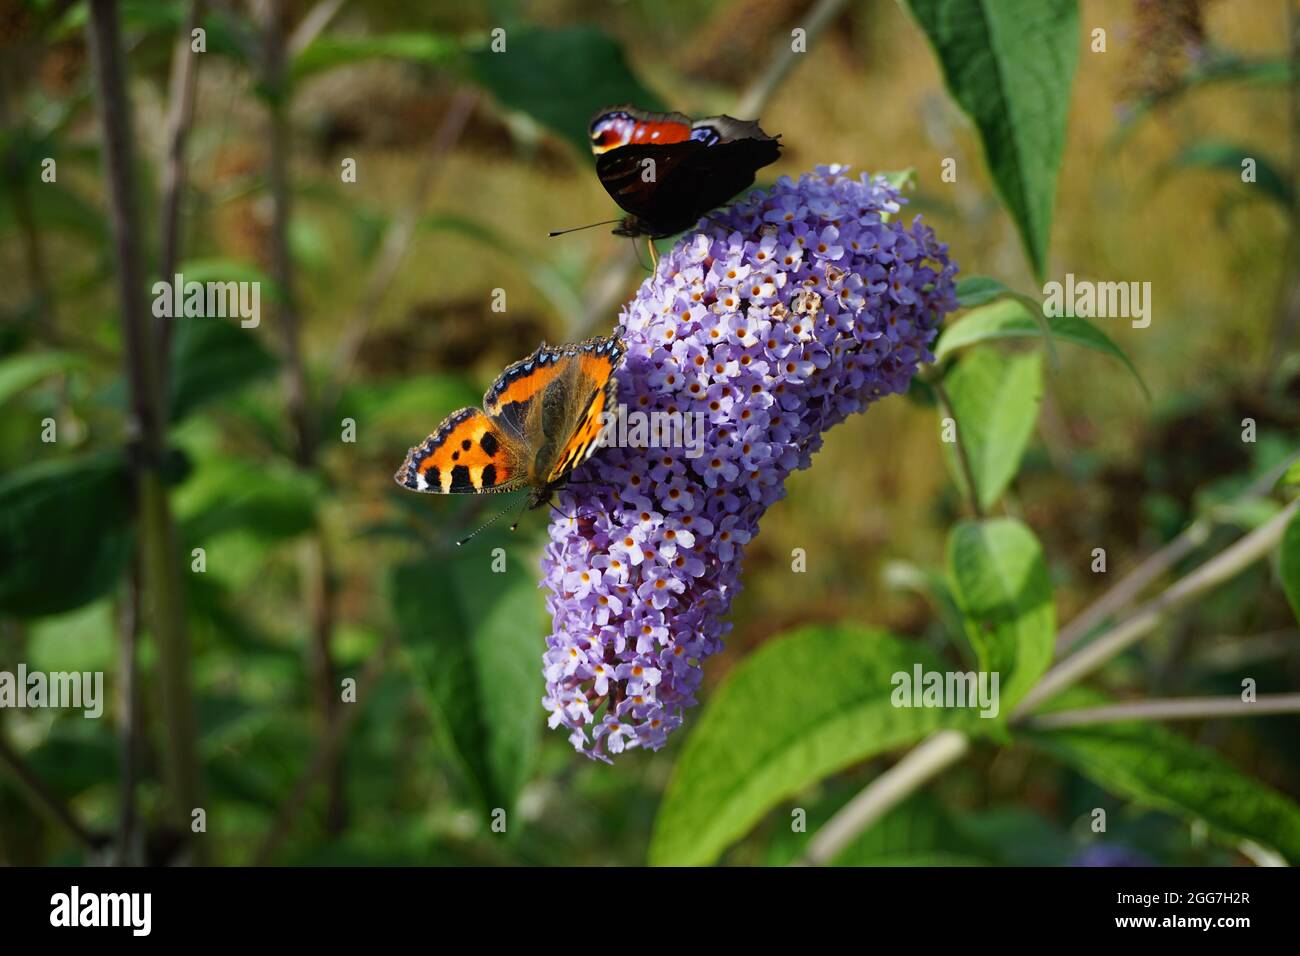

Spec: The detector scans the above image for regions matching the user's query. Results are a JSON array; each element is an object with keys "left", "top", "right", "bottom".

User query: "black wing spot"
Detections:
[
  {"left": 452, "top": 450, "right": 460, "bottom": 461},
  {"left": 427, "top": 466, "right": 440, "bottom": 490},
  {"left": 481, "top": 464, "right": 497, "bottom": 488},
  {"left": 480, "top": 432, "right": 499, "bottom": 456},
  {"left": 461, "top": 439, "right": 472, "bottom": 451},
  {"left": 450, "top": 465, "right": 473, "bottom": 492}
]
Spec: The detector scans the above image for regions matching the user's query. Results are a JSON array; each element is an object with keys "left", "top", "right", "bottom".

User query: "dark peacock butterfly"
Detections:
[{"left": 586, "top": 104, "right": 781, "bottom": 240}]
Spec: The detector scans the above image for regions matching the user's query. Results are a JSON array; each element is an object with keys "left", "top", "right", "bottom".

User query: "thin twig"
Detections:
[
  {"left": 287, "top": 0, "right": 347, "bottom": 56},
  {"left": 324, "top": 86, "right": 479, "bottom": 406},
  {"left": 252, "top": 633, "right": 396, "bottom": 865},
  {"left": 0, "top": 727, "right": 101, "bottom": 853},
  {"left": 798, "top": 730, "right": 969, "bottom": 866},
  {"left": 1023, "top": 693, "right": 1300, "bottom": 730},
  {"left": 258, "top": 0, "right": 347, "bottom": 835},
  {"left": 933, "top": 380, "right": 984, "bottom": 519},
  {"left": 1016, "top": 498, "right": 1299, "bottom": 718},
  {"left": 1057, "top": 452, "right": 1298, "bottom": 652},
  {"left": 156, "top": 0, "right": 204, "bottom": 404},
  {"left": 115, "top": 556, "right": 142, "bottom": 865},
  {"left": 735, "top": 0, "right": 851, "bottom": 118}
]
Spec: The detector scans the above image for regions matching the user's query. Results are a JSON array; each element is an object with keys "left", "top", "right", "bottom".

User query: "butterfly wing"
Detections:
[
  {"left": 592, "top": 109, "right": 781, "bottom": 237},
  {"left": 541, "top": 334, "right": 625, "bottom": 485},
  {"left": 394, "top": 407, "right": 528, "bottom": 495}
]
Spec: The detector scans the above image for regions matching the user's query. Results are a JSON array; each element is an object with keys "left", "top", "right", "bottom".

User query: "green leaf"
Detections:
[
  {"left": 170, "top": 317, "right": 278, "bottom": 422},
  {"left": 905, "top": 0, "right": 1079, "bottom": 279},
  {"left": 1168, "top": 141, "right": 1293, "bottom": 208},
  {"left": 946, "top": 518, "right": 1054, "bottom": 714},
  {"left": 291, "top": 32, "right": 463, "bottom": 82},
  {"left": 935, "top": 298, "right": 1149, "bottom": 397},
  {"left": 1028, "top": 691, "right": 1300, "bottom": 863},
  {"left": 390, "top": 545, "right": 545, "bottom": 816},
  {"left": 468, "top": 26, "right": 665, "bottom": 155},
  {"left": 0, "top": 452, "right": 133, "bottom": 617},
  {"left": 177, "top": 459, "right": 318, "bottom": 544},
  {"left": 1279, "top": 507, "right": 1300, "bottom": 625},
  {"left": 649, "top": 625, "right": 979, "bottom": 866},
  {"left": 942, "top": 348, "right": 1043, "bottom": 510},
  {"left": 953, "top": 275, "right": 1012, "bottom": 308},
  {"left": 1275, "top": 458, "right": 1300, "bottom": 496},
  {"left": 0, "top": 351, "right": 87, "bottom": 405}
]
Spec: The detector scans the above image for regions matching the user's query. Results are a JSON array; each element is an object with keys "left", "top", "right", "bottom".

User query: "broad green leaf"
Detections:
[
  {"left": 905, "top": 0, "right": 1079, "bottom": 278},
  {"left": 468, "top": 26, "right": 664, "bottom": 155},
  {"left": 650, "top": 625, "right": 980, "bottom": 866},
  {"left": 946, "top": 518, "right": 1054, "bottom": 714},
  {"left": 953, "top": 275, "right": 1011, "bottom": 308},
  {"left": 0, "top": 452, "right": 133, "bottom": 617},
  {"left": 935, "top": 298, "right": 1149, "bottom": 397},
  {"left": 170, "top": 317, "right": 278, "bottom": 422},
  {"left": 0, "top": 351, "right": 86, "bottom": 405},
  {"left": 176, "top": 459, "right": 318, "bottom": 544},
  {"left": 291, "top": 32, "right": 462, "bottom": 82},
  {"left": 1279, "top": 507, "right": 1300, "bottom": 625},
  {"left": 1028, "top": 690, "right": 1300, "bottom": 863},
  {"left": 390, "top": 545, "right": 545, "bottom": 816},
  {"left": 942, "top": 347, "right": 1043, "bottom": 510}
]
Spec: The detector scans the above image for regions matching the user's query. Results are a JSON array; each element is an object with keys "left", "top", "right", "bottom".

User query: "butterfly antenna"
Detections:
[
  {"left": 456, "top": 497, "right": 523, "bottom": 547},
  {"left": 549, "top": 502, "right": 602, "bottom": 523},
  {"left": 548, "top": 218, "right": 622, "bottom": 238}
]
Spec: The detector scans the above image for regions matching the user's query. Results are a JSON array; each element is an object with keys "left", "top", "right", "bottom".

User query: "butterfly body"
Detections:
[
  {"left": 395, "top": 332, "right": 625, "bottom": 512},
  {"left": 589, "top": 105, "right": 781, "bottom": 239}
]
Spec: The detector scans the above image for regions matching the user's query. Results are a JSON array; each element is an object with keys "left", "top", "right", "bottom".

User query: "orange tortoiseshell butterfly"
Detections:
[{"left": 394, "top": 331, "right": 625, "bottom": 517}]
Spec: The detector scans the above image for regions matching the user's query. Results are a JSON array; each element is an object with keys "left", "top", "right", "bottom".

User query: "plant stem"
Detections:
[
  {"left": 1023, "top": 693, "right": 1300, "bottom": 730},
  {"left": 1057, "top": 452, "right": 1297, "bottom": 653},
  {"left": 933, "top": 380, "right": 984, "bottom": 519},
  {"left": 258, "top": 0, "right": 345, "bottom": 835},
  {"left": 87, "top": 0, "right": 202, "bottom": 859},
  {"left": 735, "top": 0, "right": 851, "bottom": 117},
  {"left": 1016, "top": 498, "right": 1299, "bottom": 718},
  {"left": 156, "top": 0, "right": 203, "bottom": 402},
  {"left": 0, "top": 728, "right": 101, "bottom": 852},
  {"left": 325, "top": 86, "right": 478, "bottom": 406},
  {"left": 798, "top": 730, "right": 969, "bottom": 866},
  {"left": 115, "top": 557, "right": 142, "bottom": 865},
  {"left": 252, "top": 633, "right": 395, "bottom": 865}
]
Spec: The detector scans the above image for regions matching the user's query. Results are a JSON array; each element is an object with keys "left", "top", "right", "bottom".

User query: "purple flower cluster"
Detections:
[{"left": 541, "top": 166, "right": 958, "bottom": 760}]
